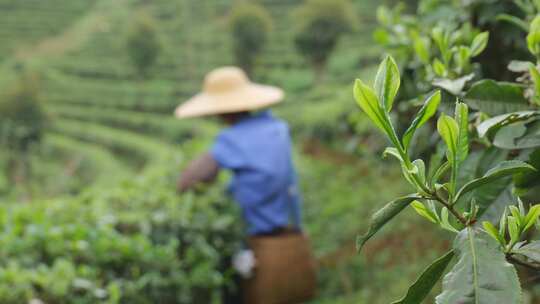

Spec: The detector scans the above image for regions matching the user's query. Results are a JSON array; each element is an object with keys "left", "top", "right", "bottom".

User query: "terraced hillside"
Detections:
[{"left": 0, "top": 0, "right": 382, "bottom": 191}]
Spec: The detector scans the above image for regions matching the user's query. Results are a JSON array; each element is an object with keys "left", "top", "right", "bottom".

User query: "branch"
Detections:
[
  {"left": 427, "top": 191, "right": 468, "bottom": 226},
  {"left": 523, "top": 274, "right": 540, "bottom": 286},
  {"left": 507, "top": 255, "right": 540, "bottom": 272}
]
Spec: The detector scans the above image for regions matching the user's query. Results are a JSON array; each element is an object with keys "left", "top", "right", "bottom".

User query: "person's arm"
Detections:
[{"left": 177, "top": 152, "right": 220, "bottom": 193}]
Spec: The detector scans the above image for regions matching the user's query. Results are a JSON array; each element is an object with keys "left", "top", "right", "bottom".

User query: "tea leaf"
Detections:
[
  {"left": 412, "top": 200, "right": 438, "bottom": 223},
  {"left": 496, "top": 14, "right": 529, "bottom": 32},
  {"left": 437, "top": 114, "right": 459, "bottom": 165},
  {"left": 357, "top": 194, "right": 420, "bottom": 251},
  {"left": 464, "top": 80, "right": 529, "bottom": 116},
  {"left": 440, "top": 207, "right": 459, "bottom": 233},
  {"left": 529, "top": 66, "right": 540, "bottom": 105},
  {"left": 436, "top": 228, "right": 522, "bottom": 304},
  {"left": 476, "top": 111, "right": 539, "bottom": 139},
  {"left": 414, "top": 37, "right": 430, "bottom": 64},
  {"left": 455, "top": 102, "right": 469, "bottom": 165},
  {"left": 392, "top": 250, "right": 455, "bottom": 304},
  {"left": 508, "top": 216, "right": 520, "bottom": 245},
  {"left": 470, "top": 32, "right": 489, "bottom": 57},
  {"left": 433, "top": 59, "right": 447, "bottom": 77},
  {"left": 403, "top": 91, "right": 441, "bottom": 150},
  {"left": 455, "top": 160, "right": 535, "bottom": 203},
  {"left": 514, "top": 241, "right": 540, "bottom": 263},
  {"left": 354, "top": 79, "right": 390, "bottom": 134},
  {"left": 433, "top": 74, "right": 474, "bottom": 95},
  {"left": 374, "top": 55, "right": 400, "bottom": 112},
  {"left": 524, "top": 205, "right": 540, "bottom": 231},
  {"left": 483, "top": 221, "right": 505, "bottom": 246}
]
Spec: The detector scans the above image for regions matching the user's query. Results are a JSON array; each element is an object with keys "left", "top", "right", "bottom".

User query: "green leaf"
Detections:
[
  {"left": 402, "top": 91, "right": 441, "bottom": 149},
  {"left": 376, "top": 6, "right": 391, "bottom": 26},
  {"left": 508, "top": 60, "right": 533, "bottom": 73},
  {"left": 455, "top": 160, "right": 535, "bottom": 203},
  {"left": 455, "top": 102, "right": 469, "bottom": 165},
  {"left": 412, "top": 159, "right": 426, "bottom": 185},
  {"left": 477, "top": 183, "right": 514, "bottom": 222},
  {"left": 514, "top": 148, "right": 540, "bottom": 193},
  {"left": 357, "top": 194, "right": 420, "bottom": 251},
  {"left": 509, "top": 205, "right": 524, "bottom": 226},
  {"left": 430, "top": 161, "right": 450, "bottom": 188},
  {"left": 529, "top": 66, "right": 540, "bottom": 105},
  {"left": 433, "top": 59, "right": 447, "bottom": 77},
  {"left": 528, "top": 31, "right": 540, "bottom": 56},
  {"left": 435, "top": 228, "right": 522, "bottom": 304},
  {"left": 438, "top": 112, "right": 460, "bottom": 195},
  {"left": 392, "top": 250, "right": 455, "bottom": 304},
  {"left": 432, "top": 27, "right": 451, "bottom": 63},
  {"left": 437, "top": 114, "right": 459, "bottom": 165},
  {"left": 496, "top": 14, "right": 529, "bottom": 32},
  {"left": 384, "top": 148, "right": 419, "bottom": 189},
  {"left": 412, "top": 200, "right": 438, "bottom": 223},
  {"left": 470, "top": 32, "right": 489, "bottom": 57},
  {"left": 500, "top": 209, "right": 508, "bottom": 237},
  {"left": 383, "top": 147, "right": 403, "bottom": 161},
  {"left": 514, "top": 241, "right": 540, "bottom": 262},
  {"left": 464, "top": 80, "right": 530, "bottom": 116},
  {"left": 374, "top": 56, "right": 401, "bottom": 112},
  {"left": 483, "top": 221, "right": 505, "bottom": 245},
  {"left": 414, "top": 37, "right": 430, "bottom": 64},
  {"left": 524, "top": 204, "right": 540, "bottom": 231},
  {"left": 494, "top": 120, "right": 540, "bottom": 149},
  {"left": 354, "top": 79, "right": 391, "bottom": 134},
  {"left": 456, "top": 46, "right": 471, "bottom": 70},
  {"left": 508, "top": 216, "right": 520, "bottom": 245},
  {"left": 433, "top": 74, "right": 474, "bottom": 95},
  {"left": 441, "top": 207, "right": 459, "bottom": 233},
  {"left": 476, "top": 111, "right": 539, "bottom": 139}
]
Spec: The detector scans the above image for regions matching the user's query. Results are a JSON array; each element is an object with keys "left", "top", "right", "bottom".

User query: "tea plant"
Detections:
[
  {"left": 0, "top": 165, "right": 242, "bottom": 303},
  {"left": 293, "top": 0, "right": 356, "bottom": 83},
  {"left": 354, "top": 56, "right": 540, "bottom": 303},
  {"left": 0, "top": 73, "right": 47, "bottom": 188},
  {"left": 229, "top": 3, "right": 272, "bottom": 77},
  {"left": 126, "top": 11, "right": 162, "bottom": 80}
]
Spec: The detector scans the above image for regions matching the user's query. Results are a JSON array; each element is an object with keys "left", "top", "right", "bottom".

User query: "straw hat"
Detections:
[{"left": 174, "top": 66, "right": 284, "bottom": 119}]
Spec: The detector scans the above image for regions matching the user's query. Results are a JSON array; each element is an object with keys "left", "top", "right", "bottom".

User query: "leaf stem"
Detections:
[
  {"left": 428, "top": 190, "right": 468, "bottom": 226},
  {"left": 468, "top": 227, "right": 480, "bottom": 304}
]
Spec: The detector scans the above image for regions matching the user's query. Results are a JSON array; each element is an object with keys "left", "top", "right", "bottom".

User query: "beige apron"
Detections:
[{"left": 242, "top": 230, "right": 317, "bottom": 304}]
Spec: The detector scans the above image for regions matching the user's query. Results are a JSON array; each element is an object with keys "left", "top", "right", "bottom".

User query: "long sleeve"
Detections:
[{"left": 177, "top": 152, "right": 220, "bottom": 193}]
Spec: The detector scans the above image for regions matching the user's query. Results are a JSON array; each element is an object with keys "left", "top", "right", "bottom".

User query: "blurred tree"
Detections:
[
  {"left": 0, "top": 73, "right": 46, "bottom": 153},
  {"left": 229, "top": 3, "right": 272, "bottom": 77},
  {"left": 126, "top": 12, "right": 162, "bottom": 80},
  {"left": 0, "top": 73, "right": 47, "bottom": 189},
  {"left": 294, "top": 0, "right": 356, "bottom": 84}
]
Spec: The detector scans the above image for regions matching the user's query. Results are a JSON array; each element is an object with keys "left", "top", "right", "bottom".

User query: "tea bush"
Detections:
[
  {"left": 0, "top": 73, "right": 47, "bottom": 152},
  {"left": 126, "top": 11, "right": 162, "bottom": 79},
  {"left": 293, "top": 0, "right": 356, "bottom": 83},
  {"left": 0, "top": 168, "right": 241, "bottom": 303},
  {"left": 229, "top": 3, "right": 272, "bottom": 76}
]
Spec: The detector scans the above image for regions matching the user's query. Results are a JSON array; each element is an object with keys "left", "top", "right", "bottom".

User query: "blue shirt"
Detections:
[{"left": 211, "top": 111, "right": 302, "bottom": 235}]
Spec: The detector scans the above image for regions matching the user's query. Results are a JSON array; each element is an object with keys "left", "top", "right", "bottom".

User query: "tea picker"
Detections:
[{"left": 174, "top": 66, "right": 317, "bottom": 304}]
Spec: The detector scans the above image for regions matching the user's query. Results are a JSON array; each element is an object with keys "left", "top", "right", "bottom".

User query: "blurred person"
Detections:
[{"left": 175, "top": 67, "right": 316, "bottom": 304}]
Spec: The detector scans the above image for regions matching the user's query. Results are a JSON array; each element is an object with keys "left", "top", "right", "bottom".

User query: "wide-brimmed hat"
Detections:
[{"left": 174, "top": 66, "right": 284, "bottom": 119}]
